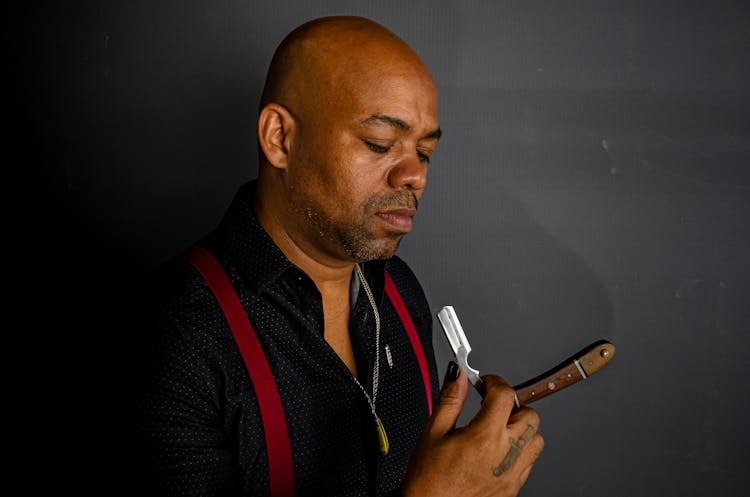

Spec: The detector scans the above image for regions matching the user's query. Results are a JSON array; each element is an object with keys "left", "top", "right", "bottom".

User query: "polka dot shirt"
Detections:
[{"left": 137, "top": 182, "right": 439, "bottom": 496}]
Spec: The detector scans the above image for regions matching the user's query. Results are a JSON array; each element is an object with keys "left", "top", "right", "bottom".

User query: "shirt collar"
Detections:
[
  {"left": 217, "top": 180, "right": 388, "bottom": 297},
  {"left": 218, "top": 181, "right": 293, "bottom": 292}
]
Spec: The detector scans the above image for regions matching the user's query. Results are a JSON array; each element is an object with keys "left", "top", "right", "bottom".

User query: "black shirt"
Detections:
[{"left": 138, "top": 182, "right": 439, "bottom": 496}]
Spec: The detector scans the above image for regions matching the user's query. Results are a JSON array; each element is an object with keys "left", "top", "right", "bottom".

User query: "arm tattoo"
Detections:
[{"left": 493, "top": 424, "right": 535, "bottom": 477}]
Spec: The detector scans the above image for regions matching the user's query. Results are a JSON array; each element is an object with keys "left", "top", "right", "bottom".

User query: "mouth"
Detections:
[{"left": 376, "top": 208, "right": 416, "bottom": 233}]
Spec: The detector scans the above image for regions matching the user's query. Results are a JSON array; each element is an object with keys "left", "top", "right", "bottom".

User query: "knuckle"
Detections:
[
  {"left": 525, "top": 408, "right": 541, "bottom": 428},
  {"left": 481, "top": 374, "right": 512, "bottom": 389},
  {"left": 536, "top": 433, "right": 545, "bottom": 450},
  {"left": 532, "top": 433, "right": 545, "bottom": 457},
  {"left": 512, "top": 406, "right": 541, "bottom": 428},
  {"left": 486, "top": 383, "right": 516, "bottom": 408},
  {"left": 438, "top": 385, "right": 463, "bottom": 407}
]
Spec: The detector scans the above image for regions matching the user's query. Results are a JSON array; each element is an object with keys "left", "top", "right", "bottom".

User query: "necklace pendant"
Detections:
[{"left": 375, "top": 416, "right": 389, "bottom": 455}]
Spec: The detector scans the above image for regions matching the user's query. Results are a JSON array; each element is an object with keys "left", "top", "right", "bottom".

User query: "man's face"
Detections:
[{"left": 284, "top": 60, "right": 440, "bottom": 263}]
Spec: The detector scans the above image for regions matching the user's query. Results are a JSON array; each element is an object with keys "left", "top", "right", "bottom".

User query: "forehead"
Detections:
[{"left": 333, "top": 65, "right": 439, "bottom": 132}]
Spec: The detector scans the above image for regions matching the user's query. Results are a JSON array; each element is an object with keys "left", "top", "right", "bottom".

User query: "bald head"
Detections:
[
  {"left": 254, "top": 16, "right": 440, "bottom": 266},
  {"left": 260, "top": 16, "right": 435, "bottom": 118}
]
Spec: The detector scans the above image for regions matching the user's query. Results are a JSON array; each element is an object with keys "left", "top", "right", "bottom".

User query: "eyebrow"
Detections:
[{"left": 360, "top": 114, "right": 442, "bottom": 140}]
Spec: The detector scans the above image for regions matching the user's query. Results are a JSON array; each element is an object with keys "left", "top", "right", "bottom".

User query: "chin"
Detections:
[{"left": 344, "top": 235, "right": 403, "bottom": 262}]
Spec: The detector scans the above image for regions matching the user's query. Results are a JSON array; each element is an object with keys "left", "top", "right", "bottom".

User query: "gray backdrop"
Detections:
[{"left": 22, "top": 1, "right": 749, "bottom": 495}]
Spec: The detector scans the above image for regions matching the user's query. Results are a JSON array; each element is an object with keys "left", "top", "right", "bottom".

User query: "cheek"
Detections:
[
  {"left": 321, "top": 145, "right": 379, "bottom": 206},
  {"left": 295, "top": 130, "right": 390, "bottom": 213},
  {"left": 291, "top": 135, "right": 347, "bottom": 193},
  {"left": 341, "top": 160, "right": 390, "bottom": 212}
]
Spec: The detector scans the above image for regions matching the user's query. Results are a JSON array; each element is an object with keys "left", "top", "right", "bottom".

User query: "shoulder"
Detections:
[
  {"left": 143, "top": 246, "right": 235, "bottom": 349},
  {"left": 385, "top": 255, "right": 426, "bottom": 299},
  {"left": 136, "top": 248, "right": 243, "bottom": 399},
  {"left": 384, "top": 255, "right": 432, "bottom": 330},
  {"left": 149, "top": 254, "right": 214, "bottom": 320}
]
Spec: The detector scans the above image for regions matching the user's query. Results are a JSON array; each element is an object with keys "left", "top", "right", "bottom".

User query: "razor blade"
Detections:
[
  {"left": 438, "top": 306, "right": 616, "bottom": 410},
  {"left": 437, "top": 305, "right": 483, "bottom": 388}
]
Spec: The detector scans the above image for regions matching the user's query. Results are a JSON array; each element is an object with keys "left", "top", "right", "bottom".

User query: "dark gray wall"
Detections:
[{"left": 22, "top": 1, "right": 749, "bottom": 495}]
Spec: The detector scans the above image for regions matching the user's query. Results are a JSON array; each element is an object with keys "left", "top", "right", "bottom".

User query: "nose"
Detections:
[{"left": 387, "top": 152, "right": 428, "bottom": 192}]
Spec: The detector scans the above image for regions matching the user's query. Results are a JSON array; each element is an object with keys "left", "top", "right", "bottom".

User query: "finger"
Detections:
[
  {"left": 515, "top": 432, "right": 545, "bottom": 479},
  {"left": 467, "top": 374, "right": 517, "bottom": 435},
  {"left": 508, "top": 406, "right": 541, "bottom": 433},
  {"left": 507, "top": 407, "right": 541, "bottom": 460},
  {"left": 425, "top": 361, "right": 469, "bottom": 437},
  {"left": 519, "top": 463, "right": 533, "bottom": 488}
]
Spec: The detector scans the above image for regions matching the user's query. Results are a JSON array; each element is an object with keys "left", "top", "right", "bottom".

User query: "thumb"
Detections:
[{"left": 425, "top": 361, "right": 468, "bottom": 437}]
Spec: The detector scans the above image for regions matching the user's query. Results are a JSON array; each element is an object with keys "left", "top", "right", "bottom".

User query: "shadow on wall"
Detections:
[
  {"left": 25, "top": 5, "right": 273, "bottom": 492},
  {"left": 409, "top": 179, "right": 615, "bottom": 396},
  {"left": 403, "top": 179, "right": 619, "bottom": 495},
  {"left": 412, "top": 178, "right": 613, "bottom": 381}
]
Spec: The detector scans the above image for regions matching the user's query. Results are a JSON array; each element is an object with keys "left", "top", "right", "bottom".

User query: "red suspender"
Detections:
[
  {"left": 184, "top": 246, "right": 433, "bottom": 495},
  {"left": 384, "top": 272, "right": 434, "bottom": 415},
  {"left": 183, "top": 246, "right": 295, "bottom": 497}
]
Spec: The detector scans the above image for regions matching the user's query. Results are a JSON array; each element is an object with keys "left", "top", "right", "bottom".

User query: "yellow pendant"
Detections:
[{"left": 375, "top": 416, "right": 389, "bottom": 455}]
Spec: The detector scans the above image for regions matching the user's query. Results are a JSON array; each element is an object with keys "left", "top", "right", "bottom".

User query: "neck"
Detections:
[
  {"left": 255, "top": 183, "right": 362, "bottom": 376},
  {"left": 254, "top": 179, "right": 356, "bottom": 291},
  {"left": 259, "top": 216, "right": 354, "bottom": 291}
]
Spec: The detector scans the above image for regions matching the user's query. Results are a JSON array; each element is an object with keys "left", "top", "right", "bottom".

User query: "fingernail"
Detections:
[{"left": 443, "top": 361, "right": 460, "bottom": 384}]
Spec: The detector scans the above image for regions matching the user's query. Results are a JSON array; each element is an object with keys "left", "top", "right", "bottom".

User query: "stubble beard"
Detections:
[
  {"left": 293, "top": 189, "right": 418, "bottom": 262},
  {"left": 339, "top": 223, "right": 404, "bottom": 261}
]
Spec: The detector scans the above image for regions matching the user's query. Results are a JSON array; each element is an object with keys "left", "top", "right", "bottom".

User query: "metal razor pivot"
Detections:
[
  {"left": 437, "top": 305, "right": 617, "bottom": 409},
  {"left": 437, "top": 306, "right": 483, "bottom": 389}
]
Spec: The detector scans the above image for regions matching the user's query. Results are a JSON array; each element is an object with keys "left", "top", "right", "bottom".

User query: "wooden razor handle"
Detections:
[{"left": 512, "top": 340, "right": 616, "bottom": 407}]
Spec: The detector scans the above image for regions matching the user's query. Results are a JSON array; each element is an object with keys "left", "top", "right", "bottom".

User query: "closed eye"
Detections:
[
  {"left": 365, "top": 141, "right": 390, "bottom": 154},
  {"left": 365, "top": 140, "right": 431, "bottom": 164}
]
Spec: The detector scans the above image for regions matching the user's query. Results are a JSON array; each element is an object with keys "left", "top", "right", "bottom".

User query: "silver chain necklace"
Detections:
[{"left": 353, "top": 264, "right": 389, "bottom": 455}]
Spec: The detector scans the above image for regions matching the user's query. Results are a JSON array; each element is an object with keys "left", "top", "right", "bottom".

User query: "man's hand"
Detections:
[{"left": 401, "top": 362, "right": 544, "bottom": 497}]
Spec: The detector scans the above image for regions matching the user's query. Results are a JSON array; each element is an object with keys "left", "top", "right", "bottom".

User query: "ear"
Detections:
[{"left": 258, "top": 103, "right": 295, "bottom": 170}]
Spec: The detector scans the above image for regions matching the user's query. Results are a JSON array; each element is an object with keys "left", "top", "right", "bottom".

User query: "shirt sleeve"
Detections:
[
  {"left": 134, "top": 260, "right": 243, "bottom": 496},
  {"left": 137, "top": 331, "right": 241, "bottom": 497}
]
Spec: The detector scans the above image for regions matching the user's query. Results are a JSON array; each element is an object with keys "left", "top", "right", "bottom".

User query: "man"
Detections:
[{"left": 139, "top": 16, "right": 543, "bottom": 496}]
